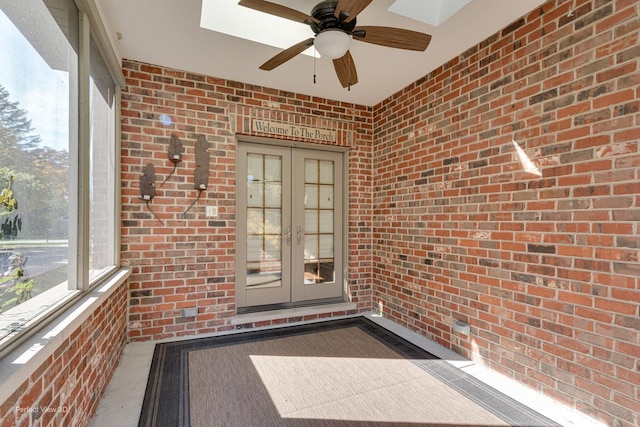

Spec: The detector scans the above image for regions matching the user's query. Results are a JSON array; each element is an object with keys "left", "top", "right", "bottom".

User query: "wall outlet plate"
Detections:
[{"left": 206, "top": 206, "right": 218, "bottom": 218}]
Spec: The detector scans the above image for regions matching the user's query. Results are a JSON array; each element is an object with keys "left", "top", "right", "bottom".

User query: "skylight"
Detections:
[
  {"left": 200, "top": 0, "right": 316, "bottom": 57},
  {"left": 200, "top": 0, "right": 472, "bottom": 60},
  {"left": 388, "top": 0, "right": 471, "bottom": 27}
]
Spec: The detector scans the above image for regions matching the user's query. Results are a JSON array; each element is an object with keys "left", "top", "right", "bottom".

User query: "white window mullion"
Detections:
[
  {"left": 113, "top": 88, "right": 122, "bottom": 267},
  {"left": 74, "top": 0, "right": 126, "bottom": 88},
  {"left": 69, "top": 10, "right": 91, "bottom": 291}
]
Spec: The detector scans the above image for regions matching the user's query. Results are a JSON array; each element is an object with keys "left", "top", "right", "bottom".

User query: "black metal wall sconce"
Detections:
[
  {"left": 140, "top": 162, "right": 163, "bottom": 225},
  {"left": 160, "top": 134, "right": 184, "bottom": 187},
  {"left": 140, "top": 133, "right": 211, "bottom": 221},
  {"left": 183, "top": 135, "right": 210, "bottom": 215},
  {"left": 194, "top": 135, "right": 210, "bottom": 190},
  {"left": 140, "top": 162, "right": 156, "bottom": 201}
]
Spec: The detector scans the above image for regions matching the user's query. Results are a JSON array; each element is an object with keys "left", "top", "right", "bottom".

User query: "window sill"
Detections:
[
  {"left": 0, "top": 267, "right": 131, "bottom": 406},
  {"left": 0, "top": 283, "right": 80, "bottom": 348}
]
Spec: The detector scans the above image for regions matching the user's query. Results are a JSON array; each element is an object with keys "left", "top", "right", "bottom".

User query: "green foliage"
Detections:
[
  {"left": 0, "top": 83, "right": 41, "bottom": 163},
  {"left": 0, "top": 171, "right": 18, "bottom": 214},
  {"left": 0, "top": 171, "right": 32, "bottom": 310},
  {"left": 0, "top": 83, "right": 69, "bottom": 311},
  {"left": 0, "top": 252, "right": 34, "bottom": 313},
  {"left": 0, "top": 170, "right": 22, "bottom": 239},
  {"left": 0, "top": 84, "right": 69, "bottom": 240}
]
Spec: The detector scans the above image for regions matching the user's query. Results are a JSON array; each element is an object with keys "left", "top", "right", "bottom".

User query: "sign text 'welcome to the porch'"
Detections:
[{"left": 252, "top": 119, "right": 336, "bottom": 143}]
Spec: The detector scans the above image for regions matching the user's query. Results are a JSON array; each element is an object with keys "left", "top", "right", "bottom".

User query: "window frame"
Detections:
[{"left": 0, "top": 0, "right": 124, "bottom": 357}]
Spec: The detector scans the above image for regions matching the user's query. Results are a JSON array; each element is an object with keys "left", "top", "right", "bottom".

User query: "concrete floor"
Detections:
[
  {"left": 91, "top": 312, "right": 606, "bottom": 427},
  {"left": 91, "top": 340, "right": 155, "bottom": 427}
]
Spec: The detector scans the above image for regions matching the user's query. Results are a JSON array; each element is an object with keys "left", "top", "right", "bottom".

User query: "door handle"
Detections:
[
  {"left": 285, "top": 225, "right": 291, "bottom": 246},
  {"left": 297, "top": 226, "right": 303, "bottom": 246}
]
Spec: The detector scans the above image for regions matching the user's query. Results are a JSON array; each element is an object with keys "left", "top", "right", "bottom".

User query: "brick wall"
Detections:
[
  {"left": 372, "top": 0, "right": 639, "bottom": 425},
  {"left": 0, "top": 281, "right": 128, "bottom": 427},
  {"left": 120, "top": 61, "right": 373, "bottom": 341}
]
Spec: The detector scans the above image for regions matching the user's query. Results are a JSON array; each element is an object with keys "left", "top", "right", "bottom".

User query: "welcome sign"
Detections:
[{"left": 252, "top": 119, "right": 337, "bottom": 142}]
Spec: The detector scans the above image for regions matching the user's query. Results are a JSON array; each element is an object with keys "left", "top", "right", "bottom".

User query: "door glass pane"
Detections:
[
  {"left": 247, "top": 236, "right": 263, "bottom": 262},
  {"left": 247, "top": 208, "right": 264, "bottom": 234},
  {"left": 264, "top": 182, "right": 281, "bottom": 208},
  {"left": 247, "top": 154, "right": 263, "bottom": 181},
  {"left": 305, "top": 235, "right": 318, "bottom": 260},
  {"left": 264, "top": 236, "right": 281, "bottom": 267},
  {"left": 304, "top": 184, "right": 318, "bottom": 209},
  {"left": 305, "top": 210, "right": 318, "bottom": 233},
  {"left": 264, "top": 209, "right": 281, "bottom": 234},
  {"left": 319, "top": 210, "right": 333, "bottom": 233},
  {"left": 303, "top": 159, "right": 335, "bottom": 284},
  {"left": 246, "top": 154, "right": 282, "bottom": 289},
  {"left": 305, "top": 159, "right": 318, "bottom": 183},
  {"left": 319, "top": 160, "right": 333, "bottom": 184},
  {"left": 304, "top": 260, "right": 335, "bottom": 284},
  {"left": 247, "top": 182, "right": 263, "bottom": 207},
  {"left": 319, "top": 186, "right": 333, "bottom": 209},
  {"left": 264, "top": 156, "right": 281, "bottom": 181},
  {"left": 319, "top": 235, "right": 334, "bottom": 258}
]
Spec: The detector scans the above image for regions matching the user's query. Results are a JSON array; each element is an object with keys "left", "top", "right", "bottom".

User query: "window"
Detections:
[
  {"left": 0, "top": 0, "right": 120, "bottom": 352},
  {"left": 89, "top": 37, "right": 117, "bottom": 281}
]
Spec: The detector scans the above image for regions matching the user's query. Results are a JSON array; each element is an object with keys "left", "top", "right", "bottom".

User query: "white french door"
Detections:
[{"left": 236, "top": 142, "right": 344, "bottom": 309}]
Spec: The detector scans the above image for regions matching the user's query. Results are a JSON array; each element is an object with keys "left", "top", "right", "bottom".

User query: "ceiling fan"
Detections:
[{"left": 238, "top": 0, "right": 432, "bottom": 89}]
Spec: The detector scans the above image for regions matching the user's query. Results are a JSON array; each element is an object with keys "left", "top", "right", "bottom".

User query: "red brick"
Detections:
[
  {"left": 369, "top": 1, "right": 640, "bottom": 425},
  {"left": 1, "top": 283, "right": 127, "bottom": 427}
]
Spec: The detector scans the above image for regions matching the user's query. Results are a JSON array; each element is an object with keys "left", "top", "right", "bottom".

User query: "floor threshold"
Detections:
[{"left": 230, "top": 301, "right": 357, "bottom": 325}]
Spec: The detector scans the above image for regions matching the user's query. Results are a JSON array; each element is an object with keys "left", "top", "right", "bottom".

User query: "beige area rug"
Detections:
[{"left": 139, "top": 317, "right": 560, "bottom": 427}]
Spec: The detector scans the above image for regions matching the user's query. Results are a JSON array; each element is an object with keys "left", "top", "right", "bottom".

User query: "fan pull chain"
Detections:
[
  {"left": 313, "top": 45, "right": 317, "bottom": 84},
  {"left": 348, "top": 54, "right": 352, "bottom": 91}
]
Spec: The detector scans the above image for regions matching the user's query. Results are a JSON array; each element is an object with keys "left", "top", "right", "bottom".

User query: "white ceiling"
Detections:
[{"left": 97, "top": 0, "right": 546, "bottom": 106}]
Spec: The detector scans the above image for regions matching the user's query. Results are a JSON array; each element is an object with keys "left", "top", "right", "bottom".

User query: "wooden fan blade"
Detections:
[
  {"left": 238, "top": 0, "right": 319, "bottom": 24},
  {"left": 333, "top": 51, "right": 358, "bottom": 88},
  {"left": 353, "top": 26, "right": 432, "bottom": 51},
  {"left": 334, "top": 0, "right": 372, "bottom": 22},
  {"left": 259, "top": 38, "right": 314, "bottom": 71}
]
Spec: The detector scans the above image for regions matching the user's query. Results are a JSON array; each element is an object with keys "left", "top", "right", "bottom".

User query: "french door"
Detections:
[{"left": 236, "top": 142, "right": 344, "bottom": 309}]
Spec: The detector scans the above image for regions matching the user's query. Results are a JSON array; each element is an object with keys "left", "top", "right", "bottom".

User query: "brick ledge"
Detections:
[{"left": 0, "top": 268, "right": 131, "bottom": 405}]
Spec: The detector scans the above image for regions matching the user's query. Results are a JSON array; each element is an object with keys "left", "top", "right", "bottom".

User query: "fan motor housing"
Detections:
[{"left": 309, "top": 0, "right": 357, "bottom": 34}]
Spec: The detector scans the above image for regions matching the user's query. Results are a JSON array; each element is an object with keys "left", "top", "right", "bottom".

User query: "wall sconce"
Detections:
[
  {"left": 160, "top": 134, "right": 184, "bottom": 187},
  {"left": 194, "top": 134, "right": 210, "bottom": 190},
  {"left": 140, "top": 162, "right": 156, "bottom": 201},
  {"left": 140, "top": 162, "right": 163, "bottom": 224},
  {"left": 168, "top": 133, "right": 184, "bottom": 163},
  {"left": 183, "top": 135, "right": 210, "bottom": 215}
]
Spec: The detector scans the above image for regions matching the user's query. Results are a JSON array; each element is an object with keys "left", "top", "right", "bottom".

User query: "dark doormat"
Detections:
[{"left": 139, "top": 316, "right": 560, "bottom": 427}]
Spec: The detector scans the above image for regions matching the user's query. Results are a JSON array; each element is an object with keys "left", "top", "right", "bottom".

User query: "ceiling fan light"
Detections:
[{"left": 314, "top": 29, "right": 351, "bottom": 59}]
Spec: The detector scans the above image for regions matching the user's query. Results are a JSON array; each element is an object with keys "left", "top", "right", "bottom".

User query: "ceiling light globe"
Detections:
[{"left": 314, "top": 29, "right": 351, "bottom": 59}]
